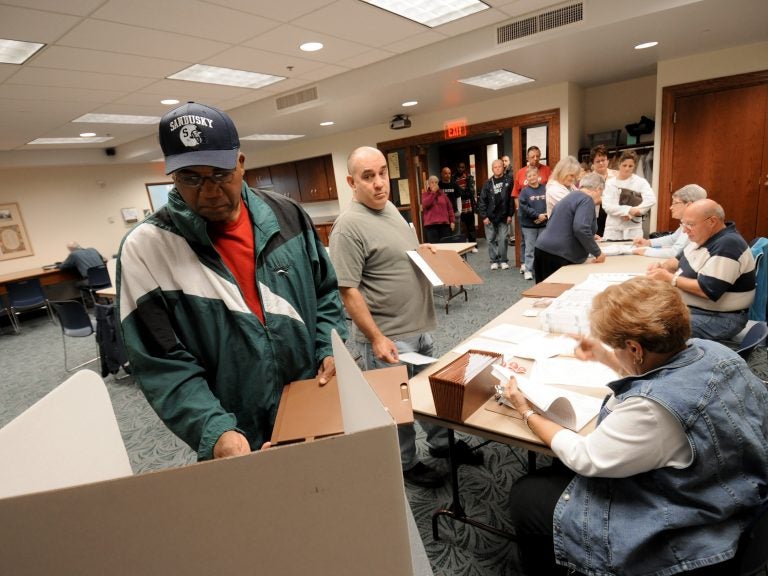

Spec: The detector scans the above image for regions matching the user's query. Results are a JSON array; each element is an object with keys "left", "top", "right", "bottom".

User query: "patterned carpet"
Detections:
[{"left": 2, "top": 240, "right": 767, "bottom": 576}]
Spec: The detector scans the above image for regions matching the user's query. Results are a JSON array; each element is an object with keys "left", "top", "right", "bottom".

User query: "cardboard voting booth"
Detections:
[{"left": 0, "top": 332, "right": 421, "bottom": 576}]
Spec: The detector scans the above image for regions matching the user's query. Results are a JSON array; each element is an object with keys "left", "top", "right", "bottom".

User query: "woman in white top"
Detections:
[
  {"left": 632, "top": 184, "right": 707, "bottom": 258},
  {"left": 545, "top": 156, "right": 580, "bottom": 216},
  {"left": 602, "top": 150, "right": 656, "bottom": 240}
]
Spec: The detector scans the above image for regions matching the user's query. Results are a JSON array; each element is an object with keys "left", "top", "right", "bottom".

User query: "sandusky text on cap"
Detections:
[{"left": 168, "top": 115, "right": 214, "bottom": 132}]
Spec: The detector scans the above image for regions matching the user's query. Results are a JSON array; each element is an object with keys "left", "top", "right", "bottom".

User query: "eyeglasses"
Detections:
[
  {"left": 670, "top": 200, "right": 685, "bottom": 206},
  {"left": 174, "top": 169, "right": 235, "bottom": 189},
  {"left": 681, "top": 216, "right": 713, "bottom": 230}
]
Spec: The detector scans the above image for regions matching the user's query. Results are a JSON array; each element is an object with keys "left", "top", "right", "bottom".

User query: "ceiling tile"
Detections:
[
  {"left": 200, "top": 0, "right": 339, "bottom": 22},
  {"left": 0, "top": 5, "right": 80, "bottom": 42},
  {"left": 56, "top": 19, "right": 230, "bottom": 62},
  {"left": 29, "top": 46, "right": 185, "bottom": 77},
  {"left": 0, "top": 0, "right": 105, "bottom": 17},
  {"left": 91, "top": 0, "right": 281, "bottom": 43},
  {"left": 8, "top": 67, "right": 156, "bottom": 92},
  {"left": 242, "top": 24, "right": 379, "bottom": 63},
  {"left": 202, "top": 46, "right": 327, "bottom": 78}
]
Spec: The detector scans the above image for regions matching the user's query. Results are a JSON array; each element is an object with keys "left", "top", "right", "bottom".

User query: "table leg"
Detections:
[{"left": 431, "top": 429, "right": 516, "bottom": 541}]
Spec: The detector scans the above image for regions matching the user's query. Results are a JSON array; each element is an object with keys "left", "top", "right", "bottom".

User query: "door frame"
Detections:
[{"left": 378, "top": 109, "right": 560, "bottom": 242}]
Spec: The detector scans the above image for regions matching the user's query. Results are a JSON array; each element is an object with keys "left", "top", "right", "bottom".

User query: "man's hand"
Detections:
[
  {"left": 594, "top": 253, "right": 606, "bottom": 263},
  {"left": 213, "top": 430, "right": 251, "bottom": 459},
  {"left": 316, "top": 355, "right": 335, "bottom": 385},
  {"left": 420, "top": 243, "right": 438, "bottom": 254},
  {"left": 647, "top": 267, "right": 674, "bottom": 283},
  {"left": 372, "top": 335, "right": 399, "bottom": 364},
  {"left": 483, "top": 217, "right": 490, "bottom": 225},
  {"left": 633, "top": 237, "right": 651, "bottom": 247}
]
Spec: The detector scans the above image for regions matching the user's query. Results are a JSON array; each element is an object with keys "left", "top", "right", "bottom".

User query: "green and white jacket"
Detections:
[{"left": 118, "top": 183, "right": 347, "bottom": 460}]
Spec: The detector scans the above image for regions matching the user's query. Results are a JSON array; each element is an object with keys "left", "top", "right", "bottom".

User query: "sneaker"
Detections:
[
  {"left": 520, "top": 264, "right": 526, "bottom": 274},
  {"left": 490, "top": 263, "right": 499, "bottom": 270},
  {"left": 524, "top": 272, "right": 533, "bottom": 280},
  {"left": 403, "top": 461, "right": 445, "bottom": 488},
  {"left": 429, "top": 440, "right": 484, "bottom": 466},
  {"left": 500, "top": 262, "right": 510, "bottom": 270}
]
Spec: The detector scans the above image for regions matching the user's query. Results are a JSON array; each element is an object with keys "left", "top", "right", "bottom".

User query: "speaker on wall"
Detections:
[{"left": 105, "top": 147, "right": 116, "bottom": 157}]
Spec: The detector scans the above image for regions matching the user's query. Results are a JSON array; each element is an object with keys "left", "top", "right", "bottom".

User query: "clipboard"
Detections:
[
  {"left": 270, "top": 365, "right": 413, "bottom": 445},
  {"left": 521, "top": 282, "right": 574, "bottom": 298},
  {"left": 409, "top": 246, "right": 483, "bottom": 287}
]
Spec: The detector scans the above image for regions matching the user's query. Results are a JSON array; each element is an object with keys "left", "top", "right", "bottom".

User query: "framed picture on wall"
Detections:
[
  {"left": 0, "top": 202, "right": 33, "bottom": 261},
  {"left": 145, "top": 182, "right": 175, "bottom": 212}
]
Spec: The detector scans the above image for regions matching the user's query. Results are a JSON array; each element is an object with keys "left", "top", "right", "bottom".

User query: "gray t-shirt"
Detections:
[{"left": 329, "top": 201, "right": 436, "bottom": 343}]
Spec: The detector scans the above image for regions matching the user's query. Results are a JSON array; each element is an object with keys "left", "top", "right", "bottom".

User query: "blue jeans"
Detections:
[
  {"left": 521, "top": 226, "right": 543, "bottom": 273},
  {"left": 689, "top": 308, "right": 748, "bottom": 341},
  {"left": 358, "top": 331, "right": 448, "bottom": 470},
  {"left": 484, "top": 221, "right": 509, "bottom": 264}
]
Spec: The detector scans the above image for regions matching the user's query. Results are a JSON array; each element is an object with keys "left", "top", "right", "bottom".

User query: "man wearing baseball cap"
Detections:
[{"left": 117, "top": 102, "right": 347, "bottom": 460}]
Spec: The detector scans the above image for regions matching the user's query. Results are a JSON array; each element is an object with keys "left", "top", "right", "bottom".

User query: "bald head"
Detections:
[
  {"left": 687, "top": 199, "right": 724, "bottom": 222},
  {"left": 347, "top": 146, "right": 384, "bottom": 176},
  {"left": 66, "top": 242, "right": 81, "bottom": 252},
  {"left": 346, "top": 146, "right": 390, "bottom": 211}
]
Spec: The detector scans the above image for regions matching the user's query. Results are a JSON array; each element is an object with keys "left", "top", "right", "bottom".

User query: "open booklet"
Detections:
[{"left": 491, "top": 365, "right": 605, "bottom": 431}]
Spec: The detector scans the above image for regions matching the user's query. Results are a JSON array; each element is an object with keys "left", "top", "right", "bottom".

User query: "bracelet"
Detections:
[{"left": 521, "top": 408, "right": 536, "bottom": 427}]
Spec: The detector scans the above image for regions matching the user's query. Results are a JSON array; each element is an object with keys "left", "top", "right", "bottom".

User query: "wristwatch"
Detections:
[
  {"left": 521, "top": 408, "right": 537, "bottom": 427},
  {"left": 671, "top": 269, "right": 683, "bottom": 287}
]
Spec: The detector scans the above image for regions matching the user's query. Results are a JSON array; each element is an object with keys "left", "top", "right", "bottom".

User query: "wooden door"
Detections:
[{"left": 660, "top": 72, "right": 768, "bottom": 240}]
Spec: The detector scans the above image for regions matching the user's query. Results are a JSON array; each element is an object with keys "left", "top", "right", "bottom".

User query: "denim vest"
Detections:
[{"left": 553, "top": 339, "right": 768, "bottom": 576}]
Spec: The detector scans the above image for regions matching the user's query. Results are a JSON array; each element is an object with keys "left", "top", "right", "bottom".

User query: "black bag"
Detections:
[{"left": 619, "top": 188, "right": 643, "bottom": 207}]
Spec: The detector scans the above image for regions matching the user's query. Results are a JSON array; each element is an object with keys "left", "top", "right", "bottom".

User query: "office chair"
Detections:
[
  {"left": 736, "top": 321, "right": 768, "bottom": 360},
  {"left": 5, "top": 278, "right": 54, "bottom": 333},
  {"left": 50, "top": 300, "right": 99, "bottom": 372},
  {"left": 735, "top": 502, "right": 768, "bottom": 576},
  {"left": 0, "top": 301, "right": 18, "bottom": 334},
  {"left": 85, "top": 265, "right": 112, "bottom": 305}
]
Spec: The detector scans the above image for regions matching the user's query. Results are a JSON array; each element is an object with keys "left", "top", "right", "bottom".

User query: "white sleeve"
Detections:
[
  {"left": 550, "top": 396, "right": 692, "bottom": 478},
  {"left": 634, "top": 175, "right": 657, "bottom": 212}
]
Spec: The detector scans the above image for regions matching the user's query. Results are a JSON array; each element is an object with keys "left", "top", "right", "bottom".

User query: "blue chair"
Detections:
[
  {"left": 85, "top": 265, "right": 111, "bottom": 305},
  {"left": 749, "top": 237, "right": 767, "bottom": 322},
  {"left": 5, "top": 278, "right": 54, "bottom": 333},
  {"left": 50, "top": 300, "right": 99, "bottom": 372},
  {"left": 1, "top": 300, "right": 18, "bottom": 334},
  {"left": 737, "top": 321, "right": 768, "bottom": 360}
]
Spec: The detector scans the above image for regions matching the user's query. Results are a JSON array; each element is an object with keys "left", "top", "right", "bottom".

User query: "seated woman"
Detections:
[
  {"left": 602, "top": 150, "right": 656, "bottom": 241},
  {"left": 632, "top": 184, "right": 707, "bottom": 258},
  {"left": 503, "top": 276, "right": 768, "bottom": 576}
]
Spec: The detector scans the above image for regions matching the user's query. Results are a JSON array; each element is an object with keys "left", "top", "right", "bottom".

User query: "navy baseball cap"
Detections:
[{"left": 158, "top": 102, "right": 240, "bottom": 174}]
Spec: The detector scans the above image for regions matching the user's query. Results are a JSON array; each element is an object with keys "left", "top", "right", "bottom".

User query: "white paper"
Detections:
[
  {"left": 452, "top": 337, "right": 517, "bottom": 357},
  {"left": 481, "top": 323, "right": 546, "bottom": 344},
  {"left": 600, "top": 244, "right": 635, "bottom": 256},
  {"left": 398, "top": 351, "right": 437, "bottom": 366},
  {"left": 531, "top": 357, "right": 618, "bottom": 389},
  {"left": 406, "top": 250, "right": 443, "bottom": 286},
  {"left": 510, "top": 334, "right": 579, "bottom": 360}
]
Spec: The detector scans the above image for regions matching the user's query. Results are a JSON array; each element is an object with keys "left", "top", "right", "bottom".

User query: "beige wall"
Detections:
[{"left": 583, "top": 75, "right": 656, "bottom": 146}]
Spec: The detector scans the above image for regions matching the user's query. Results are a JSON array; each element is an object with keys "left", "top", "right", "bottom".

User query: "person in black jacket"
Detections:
[{"left": 478, "top": 159, "right": 515, "bottom": 270}]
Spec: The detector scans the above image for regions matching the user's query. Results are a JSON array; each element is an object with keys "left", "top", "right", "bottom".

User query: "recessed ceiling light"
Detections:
[
  {"left": 160, "top": 99, "right": 180, "bottom": 105},
  {"left": 28, "top": 137, "right": 113, "bottom": 145},
  {"left": 300, "top": 42, "right": 324, "bottom": 52},
  {"left": 634, "top": 41, "right": 659, "bottom": 50},
  {"left": 402, "top": 101, "right": 418, "bottom": 107},
  {"left": 73, "top": 113, "right": 160, "bottom": 124},
  {"left": 168, "top": 64, "right": 285, "bottom": 89},
  {"left": 79, "top": 132, "right": 97, "bottom": 138},
  {"left": 0, "top": 38, "right": 45, "bottom": 64},
  {"left": 241, "top": 133, "right": 305, "bottom": 141},
  {"left": 458, "top": 69, "right": 534, "bottom": 90},
  {"left": 320, "top": 121, "right": 334, "bottom": 126},
  {"left": 360, "top": 0, "right": 488, "bottom": 27}
]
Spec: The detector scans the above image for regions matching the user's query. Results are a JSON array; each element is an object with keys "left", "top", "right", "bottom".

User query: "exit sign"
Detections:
[{"left": 444, "top": 118, "right": 468, "bottom": 140}]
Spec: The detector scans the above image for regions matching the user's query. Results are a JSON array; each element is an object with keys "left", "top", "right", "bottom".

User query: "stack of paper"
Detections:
[
  {"left": 539, "top": 288, "right": 595, "bottom": 335},
  {"left": 428, "top": 350, "right": 502, "bottom": 422}
]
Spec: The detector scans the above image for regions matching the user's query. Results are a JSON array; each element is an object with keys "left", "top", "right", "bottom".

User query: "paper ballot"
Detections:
[{"left": 492, "top": 365, "right": 604, "bottom": 431}]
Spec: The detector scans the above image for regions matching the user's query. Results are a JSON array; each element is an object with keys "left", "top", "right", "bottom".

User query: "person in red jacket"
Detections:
[{"left": 421, "top": 175, "right": 455, "bottom": 243}]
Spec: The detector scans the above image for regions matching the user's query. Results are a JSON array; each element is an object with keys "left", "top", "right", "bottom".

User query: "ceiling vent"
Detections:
[
  {"left": 497, "top": 2, "right": 583, "bottom": 44},
  {"left": 275, "top": 86, "right": 318, "bottom": 110}
]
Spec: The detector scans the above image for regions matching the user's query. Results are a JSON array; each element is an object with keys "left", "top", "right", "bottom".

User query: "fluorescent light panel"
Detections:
[
  {"left": 168, "top": 64, "right": 285, "bottom": 89},
  {"left": 459, "top": 69, "right": 534, "bottom": 90},
  {"left": 28, "top": 137, "right": 113, "bottom": 145},
  {"left": 360, "top": 0, "right": 488, "bottom": 27},
  {"left": 241, "top": 133, "right": 305, "bottom": 141},
  {"left": 0, "top": 38, "right": 45, "bottom": 64},
  {"left": 74, "top": 113, "right": 160, "bottom": 124}
]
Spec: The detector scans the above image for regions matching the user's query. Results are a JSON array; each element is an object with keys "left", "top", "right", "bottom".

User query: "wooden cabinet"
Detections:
[
  {"left": 314, "top": 222, "right": 334, "bottom": 246},
  {"left": 325, "top": 155, "right": 338, "bottom": 199},
  {"left": 244, "top": 166, "right": 272, "bottom": 189},
  {"left": 268, "top": 162, "right": 301, "bottom": 202}
]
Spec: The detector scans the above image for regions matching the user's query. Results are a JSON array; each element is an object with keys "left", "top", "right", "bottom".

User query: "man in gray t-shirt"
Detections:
[{"left": 329, "top": 146, "right": 483, "bottom": 488}]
